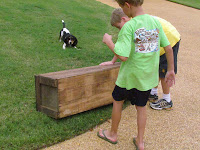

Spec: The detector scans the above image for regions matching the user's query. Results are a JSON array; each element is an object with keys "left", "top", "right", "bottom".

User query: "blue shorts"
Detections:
[
  {"left": 159, "top": 40, "right": 180, "bottom": 78},
  {"left": 112, "top": 85, "right": 151, "bottom": 106}
]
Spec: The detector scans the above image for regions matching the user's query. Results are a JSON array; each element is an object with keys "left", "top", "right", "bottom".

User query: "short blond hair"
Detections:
[
  {"left": 110, "top": 8, "right": 128, "bottom": 26},
  {"left": 115, "top": 0, "right": 143, "bottom": 6}
]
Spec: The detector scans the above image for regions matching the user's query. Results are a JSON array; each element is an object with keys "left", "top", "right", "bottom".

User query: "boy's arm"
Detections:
[
  {"left": 164, "top": 45, "right": 175, "bottom": 87},
  {"left": 111, "top": 55, "right": 118, "bottom": 63},
  {"left": 103, "top": 33, "right": 128, "bottom": 62},
  {"left": 99, "top": 56, "right": 118, "bottom": 66}
]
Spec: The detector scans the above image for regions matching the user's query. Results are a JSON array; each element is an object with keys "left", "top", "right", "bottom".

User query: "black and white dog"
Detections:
[{"left": 59, "top": 20, "right": 78, "bottom": 49}]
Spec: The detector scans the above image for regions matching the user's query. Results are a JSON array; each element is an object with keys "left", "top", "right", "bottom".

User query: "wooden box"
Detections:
[{"left": 35, "top": 63, "right": 120, "bottom": 119}]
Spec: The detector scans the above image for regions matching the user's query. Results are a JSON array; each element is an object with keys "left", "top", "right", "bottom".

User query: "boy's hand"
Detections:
[
  {"left": 165, "top": 70, "right": 175, "bottom": 87},
  {"left": 103, "top": 33, "right": 112, "bottom": 45},
  {"left": 99, "top": 61, "right": 114, "bottom": 66}
]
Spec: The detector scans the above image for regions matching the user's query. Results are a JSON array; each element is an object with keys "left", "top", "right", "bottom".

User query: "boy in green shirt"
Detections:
[
  {"left": 97, "top": 0, "right": 175, "bottom": 149},
  {"left": 100, "top": 8, "right": 180, "bottom": 110}
]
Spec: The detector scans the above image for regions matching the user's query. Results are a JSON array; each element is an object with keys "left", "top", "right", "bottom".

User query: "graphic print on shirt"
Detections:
[{"left": 134, "top": 28, "right": 159, "bottom": 53}]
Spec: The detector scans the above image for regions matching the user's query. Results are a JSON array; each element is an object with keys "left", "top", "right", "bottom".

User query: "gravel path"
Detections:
[{"left": 43, "top": 0, "right": 200, "bottom": 149}]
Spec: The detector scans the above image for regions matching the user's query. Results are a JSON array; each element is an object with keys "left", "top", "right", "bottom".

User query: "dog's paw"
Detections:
[{"left": 63, "top": 43, "right": 66, "bottom": 49}]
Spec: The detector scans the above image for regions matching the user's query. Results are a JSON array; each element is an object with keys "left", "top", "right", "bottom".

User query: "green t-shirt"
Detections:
[{"left": 114, "top": 14, "right": 170, "bottom": 91}]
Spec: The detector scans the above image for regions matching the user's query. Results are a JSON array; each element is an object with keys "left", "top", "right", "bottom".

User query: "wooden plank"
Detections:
[
  {"left": 58, "top": 80, "right": 116, "bottom": 118},
  {"left": 58, "top": 80, "right": 115, "bottom": 106},
  {"left": 57, "top": 68, "right": 119, "bottom": 91},
  {"left": 38, "top": 62, "right": 120, "bottom": 79},
  {"left": 35, "top": 63, "right": 121, "bottom": 119},
  {"left": 59, "top": 91, "right": 113, "bottom": 118}
]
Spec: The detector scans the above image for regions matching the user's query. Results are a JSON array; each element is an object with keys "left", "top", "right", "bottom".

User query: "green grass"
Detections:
[
  {"left": 167, "top": 0, "right": 200, "bottom": 9},
  {"left": 0, "top": 0, "right": 124, "bottom": 149}
]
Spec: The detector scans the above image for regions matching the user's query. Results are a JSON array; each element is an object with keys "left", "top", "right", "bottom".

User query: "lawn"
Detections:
[
  {"left": 0, "top": 0, "right": 121, "bottom": 149},
  {"left": 1, "top": 0, "right": 198, "bottom": 149},
  {"left": 167, "top": 0, "right": 200, "bottom": 9}
]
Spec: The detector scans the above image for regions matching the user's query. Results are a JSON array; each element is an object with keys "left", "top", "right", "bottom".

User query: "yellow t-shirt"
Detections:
[{"left": 155, "top": 17, "right": 181, "bottom": 56}]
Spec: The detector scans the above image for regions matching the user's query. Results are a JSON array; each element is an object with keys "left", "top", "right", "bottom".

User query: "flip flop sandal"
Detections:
[
  {"left": 133, "top": 137, "right": 139, "bottom": 150},
  {"left": 97, "top": 130, "right": 118, "bottom": 144}
]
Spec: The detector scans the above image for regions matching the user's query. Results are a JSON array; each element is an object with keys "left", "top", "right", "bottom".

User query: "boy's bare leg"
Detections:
[
  {"left": 111, "top": 100, "right": 124, "bottom": 133},
  {"left": 160, "top": 77, "right": 170, "bottom": 94},
  {"left": 135, "top": 105, "right": 147, "bottom": 150},
  {"left": 98, "top": 100, "right": 124, "bottom": 141}
]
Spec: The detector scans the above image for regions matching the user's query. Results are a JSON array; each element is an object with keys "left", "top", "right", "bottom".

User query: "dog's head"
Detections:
[{"left": 63, "top": 33, "right": 78, "bottom": 47}]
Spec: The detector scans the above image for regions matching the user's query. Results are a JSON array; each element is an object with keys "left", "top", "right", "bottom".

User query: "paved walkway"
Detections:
[{"left": 43, "top": 0, "right": 200, "bottom": 149}]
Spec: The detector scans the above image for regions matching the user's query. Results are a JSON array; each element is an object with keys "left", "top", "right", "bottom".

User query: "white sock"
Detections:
[
  {"left": 163, "top": 94, "right": 171, "bottom": 102},
  {"left": 150, "top": 88, "right": 158, "bottom": 95}
]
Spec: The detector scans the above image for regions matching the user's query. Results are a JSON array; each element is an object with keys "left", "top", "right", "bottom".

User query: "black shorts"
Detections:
[
  {"left": 159, "top": 40, "right": 180, "bottom": 78},
  {"left": 112, "top": 85, "right": 151, "bottom": 107}
]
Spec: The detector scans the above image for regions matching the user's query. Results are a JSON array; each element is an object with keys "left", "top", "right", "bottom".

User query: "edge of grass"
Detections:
[{"left": 167, "top": 0, "right": 200, "bottom": 10}]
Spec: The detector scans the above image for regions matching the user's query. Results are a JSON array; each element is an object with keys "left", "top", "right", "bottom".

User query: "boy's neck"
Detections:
[{"left": 131, "top": 6, "right": 145, "bottom": 18}]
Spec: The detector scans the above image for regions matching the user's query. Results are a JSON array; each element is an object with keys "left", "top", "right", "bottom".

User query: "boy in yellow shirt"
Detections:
[{"left": 100, "top": 8, "right": 180, "bottom": 110}]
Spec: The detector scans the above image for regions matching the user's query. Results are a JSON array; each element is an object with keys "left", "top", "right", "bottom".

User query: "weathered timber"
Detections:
[{"left": 35, "top": 62, "right": 120, "bottom": 119}]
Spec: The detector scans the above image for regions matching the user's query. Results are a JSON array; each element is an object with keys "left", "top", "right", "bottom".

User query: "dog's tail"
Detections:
[{"left": 62, "top": 20, "right": 65, "bottom": 28}]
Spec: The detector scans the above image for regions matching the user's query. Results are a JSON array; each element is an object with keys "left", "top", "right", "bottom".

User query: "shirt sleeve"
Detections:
[
  {"left": 159, "top": 24, "right": 170, "bottom": 47},
  {"left": 114, "top": 24, "right": 132, "bottom": 57}
]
